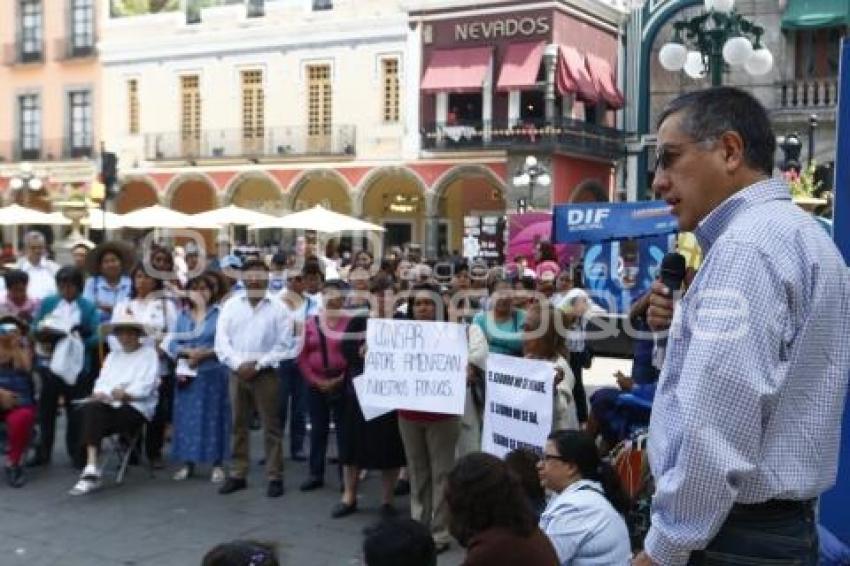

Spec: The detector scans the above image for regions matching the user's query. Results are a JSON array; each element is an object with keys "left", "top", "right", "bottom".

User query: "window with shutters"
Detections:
[
  {"left": 307, "top": 65, "right": 332, "bottom": 152},
  {"left": 71, "top": 0, "right": 95, "bottom": 54},
  {"left": 19, "top": 94, "right": 41, "bottom": 160},
  {"left": 68, "top": 90, "right": 93, "bottom": 157},
  {"left": 382, "top": 58, "right": 400, "bottom": 124},
  {"left": 241, "top": 70, "right": 265, "bottom": 155},
  {"left": 128, "top": 79, "right": 140, "bottom": 135},
  {"left": 180, "top": 75, "right": 201, "bottom": 156}
]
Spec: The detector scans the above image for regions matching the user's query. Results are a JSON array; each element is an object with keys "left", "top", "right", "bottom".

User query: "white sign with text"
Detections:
[
  {"left": 361, "top": 319, "right": 468, "bottom": 415},
  {"left": 482, "top": 353, "right": 554, "bottom": 458}
]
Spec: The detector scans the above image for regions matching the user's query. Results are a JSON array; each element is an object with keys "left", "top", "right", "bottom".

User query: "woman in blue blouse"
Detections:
[
  {"left": 82, "top": 241, "right": 133, "bottom": 325},
  {"left": 166, "top": 273, "right": 231, "bottom": 483}
]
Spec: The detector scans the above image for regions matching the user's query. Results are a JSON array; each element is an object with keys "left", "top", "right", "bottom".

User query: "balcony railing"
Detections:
[
  {"left": 2, "top": 42, "right": 44, "bottom": 65},
  {"left": 421, "top": 117, "right": 626, "bottom": 160},
  {"left": 144, "top": 125, "right": 357, "bottom": 161},
  {"left": 0, "top": 138, "right": 94, "bottom": 162},
  {"left": 778, "top": 78, "right": 839, "bottom": 111},
  {"left": 313, "top": 0, "right": 333, "bottom": 11},
  {"left": 54, "top": 38, "right": 97, "bottom": 61}
]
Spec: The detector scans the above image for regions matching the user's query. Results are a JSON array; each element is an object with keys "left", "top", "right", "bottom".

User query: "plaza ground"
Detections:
[{"left": 0, "top": 357, "right": 630, "bottom": 566}]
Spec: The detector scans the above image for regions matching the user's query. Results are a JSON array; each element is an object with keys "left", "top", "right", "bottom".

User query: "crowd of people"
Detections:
[
  {"left": 0, "top": 224, "right": 640, "bottom": 564},
  {"left": 3, "top": 87, "right": 849, "bottom": 566}
]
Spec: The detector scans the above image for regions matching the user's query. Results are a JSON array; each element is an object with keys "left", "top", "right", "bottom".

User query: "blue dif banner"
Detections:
[
  {"left": 582, "top": 234, "right": 676, "bottom": 313},
  {"left": 552, "top": 201, "right": 678, "bottom": 244}
]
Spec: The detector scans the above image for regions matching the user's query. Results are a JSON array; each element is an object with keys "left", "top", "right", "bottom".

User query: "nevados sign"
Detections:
[{"left": 455, "top": 16, "right": 550, "bottom": 42}]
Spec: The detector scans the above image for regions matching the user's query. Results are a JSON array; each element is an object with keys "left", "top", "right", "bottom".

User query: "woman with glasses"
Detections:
[{"left": 537, "top": 430, "right": 630, "bottom": 565}]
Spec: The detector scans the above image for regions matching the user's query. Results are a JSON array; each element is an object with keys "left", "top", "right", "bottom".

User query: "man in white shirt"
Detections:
[
  {"left": 215, "top": 259, "right": 296, "bottom": 498},
  {"left": 16, "top": 231, "right": 59, "bottom": 301}
]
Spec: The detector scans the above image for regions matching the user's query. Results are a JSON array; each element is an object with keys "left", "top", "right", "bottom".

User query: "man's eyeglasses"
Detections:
[
  {"left": 541, "top": 454, "right": 567, "bottom": 463},
  {"left": 654, "top": 139, "right": 715, "bottom": 172}
]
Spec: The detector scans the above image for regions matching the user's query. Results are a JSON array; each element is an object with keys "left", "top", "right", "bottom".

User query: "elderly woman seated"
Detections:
[
  {"left": 0, "top": 314, "right": 36, "bottom": 488},
  {"left": 70, "top": 314, "right": 159, "bottom": 496}
]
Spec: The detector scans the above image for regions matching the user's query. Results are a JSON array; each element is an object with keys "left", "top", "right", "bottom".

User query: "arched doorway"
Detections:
[
  {"left": 228, "top": 174, "right": 285, "bottom": 245},
  {"left": 116, "top": 180, "right": 158, "bottom": 214},
  {"left": 290, "top": 170, "right": 351, "bottom": 214},
  {"left": 169, "top": 176, "right": 218, "bottom": 250},
  {"left": 361, "top": 168, "right": 427, "bottom": 253},
  {"left": 435, "top": 168, "right": 506, "bottom": 258}
]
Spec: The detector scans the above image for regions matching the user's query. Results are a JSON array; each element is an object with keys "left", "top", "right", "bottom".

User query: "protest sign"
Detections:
[
  {"left": 481, "top": 353, "right": 554, "bottom": 458},
  {"left": 360, "top": 319, "right": 467, "bottom": 415},
  {"left": 352, "top": 374, "right": 393, "bottom": 422}
]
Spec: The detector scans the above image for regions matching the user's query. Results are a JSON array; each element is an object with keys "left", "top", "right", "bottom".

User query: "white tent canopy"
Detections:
[
  {"left": 250, "top": 205, "right": 385, "bottom": 233},
  {"left": 192, "top": 205, "right": 278, "bottom": 226},
  {"left": 118, "top": 205, "right": 220, "bottom": 229},
  {"left": 43, "top": 212, "right": 73, "bottom": 226}
]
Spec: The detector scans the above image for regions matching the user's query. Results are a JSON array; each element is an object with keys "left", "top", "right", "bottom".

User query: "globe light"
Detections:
[
  {"left": 537, "top": 173, "right": 552, "bottom": 188},
  {"left": 659, "top": 42, "right": 688, "bottom": 71},
  {"left": 722, "top": 35, "right": 753, "bottom": 66},
  {"left": 9, "top": 177, "right": 24, "bottom": 190},
  {"left": 745, "top": 47, "right": 774, "bottom": 76},
  {"left": 683, "top": 51, "right": 706, "bottom": 79},
  {"left": 514, "top": 173, "right": 531, "bottom": 187},
  {"left": 712, "top": 0, "right": 735, "bottom": 13},
  {"left": 28, "top": 177, "right": 43, "bottom": 190},
  {"left": 524, "top": 155, "right": 538, "bottom": 168}
]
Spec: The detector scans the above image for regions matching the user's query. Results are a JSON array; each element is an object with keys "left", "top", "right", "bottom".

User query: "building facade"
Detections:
[
  {"left": 0, "top": 0, "right": 101, "bottom": 213},
  {"left": 625, "top": 0, "right": 843, "bottom": 200},
  {"left": 101, "top": 0, "right": 629, "bottom": 257}
]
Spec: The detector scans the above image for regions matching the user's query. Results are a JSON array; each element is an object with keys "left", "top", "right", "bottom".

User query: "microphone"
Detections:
[
  {"left": 659, "top": 252, "right": 687, "bottom": 298},
  {"left": 652, "top": 252, "right": 687, "bottom": 370}
]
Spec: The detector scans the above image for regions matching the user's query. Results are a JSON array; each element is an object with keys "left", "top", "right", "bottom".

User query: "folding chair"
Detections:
[{"left": 103, "top": 421, "right": 154, "bottom": 485}]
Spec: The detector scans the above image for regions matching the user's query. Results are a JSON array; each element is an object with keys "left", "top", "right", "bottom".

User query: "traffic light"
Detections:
[{"left": 100, "top": 151, "right": 118, "bottom": 199}]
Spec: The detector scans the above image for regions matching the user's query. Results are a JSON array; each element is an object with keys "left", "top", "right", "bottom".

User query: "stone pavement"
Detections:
[
  {"left": 0, "top": 434, "right": 463, "bottom": 566},
  {"left": 0, "top": 357, "right": 631, "bottom": 566}
]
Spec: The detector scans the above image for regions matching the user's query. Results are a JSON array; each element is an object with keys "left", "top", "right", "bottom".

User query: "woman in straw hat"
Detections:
[{"left": 69, "top": 313, "right": 159, "bottom": 496}]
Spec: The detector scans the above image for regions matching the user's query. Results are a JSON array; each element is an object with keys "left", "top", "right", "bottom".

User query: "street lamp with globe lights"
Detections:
[
  {"left": 513, "top": 155, "right": 551, "bottom": 213},
  {"left": 9, "top": 162, "right": 46, "bottom": 237},
  {"left": 658, "top": 0, "right": 773, "bottom": 87}
]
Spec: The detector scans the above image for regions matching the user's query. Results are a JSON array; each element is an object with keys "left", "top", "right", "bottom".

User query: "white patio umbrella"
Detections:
[
  {"left": 191, "top": 205, "right": 278, "bottom": 226},
  {"left": 0, "top": 204, "right": 68, "bottom": 252},
  {"left": 250, "top": 205, "right": 385, "bottom": 233},
  {"left": 81, "top": 207, "right": 124, "bottom": 230},
  {"left": 43, "top": 212, "right": 73, "bottom": 226},
  {"left": 118, "top": 205, "right": 220, "bottom": 229},
  {"left": 0, "top": 204, "right": 62, "bottom": 225}
]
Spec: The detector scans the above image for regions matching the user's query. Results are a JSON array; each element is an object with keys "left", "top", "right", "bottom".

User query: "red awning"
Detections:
[
  {"left": 421, "top": 47, "right": 493, "bottom": 93},
  {"left": 556, "top": 45, "right": 598, "bottom": 105},
  {"left": 496, "top": 41, "right": 545, "bottom": 92},
  {"left": 585, "top": 53, "right": 624, "bottom": 109}
]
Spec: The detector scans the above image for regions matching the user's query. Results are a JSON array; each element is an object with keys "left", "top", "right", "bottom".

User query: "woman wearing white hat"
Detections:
[{"left": 70, "top": 313, "right": 159, "bottom": 495}]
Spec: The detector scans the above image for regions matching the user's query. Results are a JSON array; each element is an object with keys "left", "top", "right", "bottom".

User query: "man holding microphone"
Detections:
[{"left": 635, "top": 87, "right": 850, "bottom": 565}]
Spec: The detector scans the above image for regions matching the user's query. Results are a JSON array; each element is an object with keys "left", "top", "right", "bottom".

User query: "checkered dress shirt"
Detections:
[{"left": 645, "top": 178, "right": 850, "bottom": 564}]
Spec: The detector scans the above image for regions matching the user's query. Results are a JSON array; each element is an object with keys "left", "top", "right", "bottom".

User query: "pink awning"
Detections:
[
  {"left": 496, "top": 41, "right": 545, "bottom": 92},
  {"left": 585, "top": 53, "right": 624, "bottom": 109},
  {"left": 421, "top": 47, "right": 493, "bottom": 93},
  {"left": 556, "top": 46, "right": 598, "bottom": 105}
]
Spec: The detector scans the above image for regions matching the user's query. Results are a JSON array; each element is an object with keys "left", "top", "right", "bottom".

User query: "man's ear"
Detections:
[{"left": 719, "top": 130, "right": 746, "bottom": 173}]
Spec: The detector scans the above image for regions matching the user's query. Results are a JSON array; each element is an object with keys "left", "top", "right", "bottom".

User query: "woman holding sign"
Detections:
[
  {"left": 336, "top": 274, "right": 406, "bottom": 519},
  {"left": 523, "top": 303, "right": 579, "bottom": 432},
  {"left": 398, "top": 282, "right": 460, "bottom": 554}
]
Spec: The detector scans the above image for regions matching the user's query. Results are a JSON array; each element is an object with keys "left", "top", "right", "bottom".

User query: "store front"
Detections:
[{"left": 415, "top": 2, "right": 625, "bottom": 207}]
